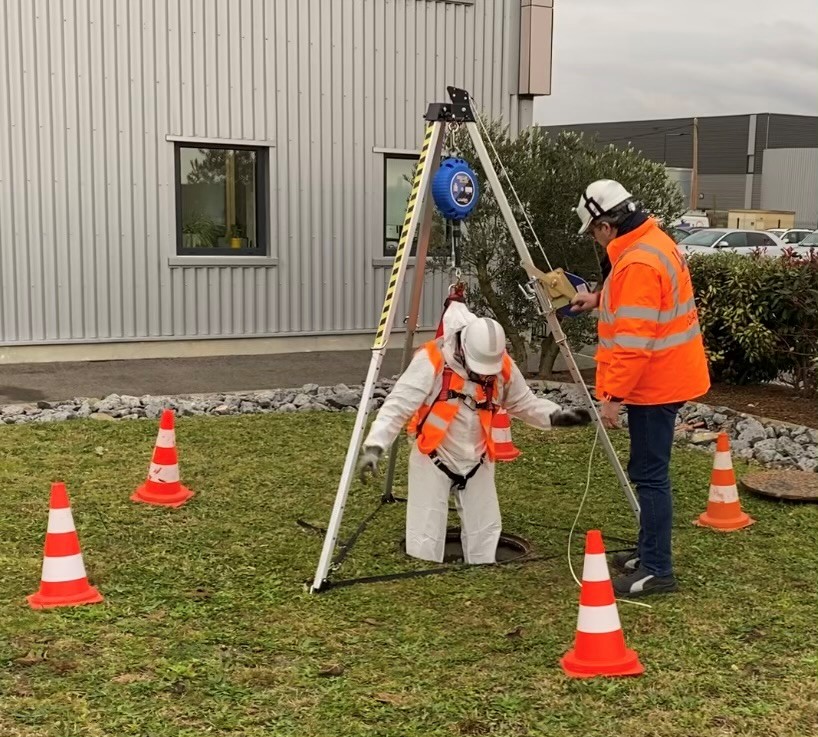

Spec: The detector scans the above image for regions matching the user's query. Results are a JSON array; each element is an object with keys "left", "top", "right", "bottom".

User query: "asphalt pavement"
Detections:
[{"left": 0, "top": 351, "right": 407, "bottom": 404}]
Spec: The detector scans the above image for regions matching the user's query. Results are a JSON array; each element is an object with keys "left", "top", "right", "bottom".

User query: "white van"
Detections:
[{"left": 672, "top": 210, "right": 710, "bottom": 228}]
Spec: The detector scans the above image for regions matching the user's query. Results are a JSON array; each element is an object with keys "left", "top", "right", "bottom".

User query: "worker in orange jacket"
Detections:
[{"left": 572, "top": 179, "right": 710, "bottom": 597}]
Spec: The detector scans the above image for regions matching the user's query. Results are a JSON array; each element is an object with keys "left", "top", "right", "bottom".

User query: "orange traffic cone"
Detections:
[
  {"left": 131, "top": 409, "right": 194, "bottom": 508},
  {"left": 27, "top": 482, "right": 104, "bottom": 609},
  {"left": 492, "top": 408, "right": 521, "bottom": 461},
  {"left": 694, "top": 433, "right": 754, "bottom": 531},
  {"left": 561, "top": 530, "right": 644, "bottom": 678}
]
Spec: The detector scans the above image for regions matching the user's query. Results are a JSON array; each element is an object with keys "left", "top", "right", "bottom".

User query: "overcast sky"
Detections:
[{"left": 534, "top": 0, "right": 818, "bottom": 125}]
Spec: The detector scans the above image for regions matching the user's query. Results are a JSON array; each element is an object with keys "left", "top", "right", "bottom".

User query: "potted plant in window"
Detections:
[
  {"left": 227, "top": 223, "right": 246, "bottom": 250},
  {"left": 182, "top": 212, "right": 222, "bottom": 248}
]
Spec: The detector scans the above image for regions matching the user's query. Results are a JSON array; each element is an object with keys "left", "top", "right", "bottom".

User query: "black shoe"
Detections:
[
  {"left": 610, "top": 549, "right": 640, "bottom": 573},
  {"left": 612, "top": 566, "right": 678, "bottom": 598}
]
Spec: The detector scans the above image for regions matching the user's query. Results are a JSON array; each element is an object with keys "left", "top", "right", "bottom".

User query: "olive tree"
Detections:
[{"left": 429, "top": 122, "right": 686, "bottom": 376}]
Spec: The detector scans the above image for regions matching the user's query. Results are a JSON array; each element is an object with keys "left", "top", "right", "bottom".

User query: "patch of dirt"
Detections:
[
  {"left": 549, "top": 370, "right": 816, "bottom": 428},
  {"left": 702, "top": 383, "right": 816, "bottom": 427}
]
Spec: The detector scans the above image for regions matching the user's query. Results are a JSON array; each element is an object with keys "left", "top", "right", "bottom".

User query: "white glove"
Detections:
[{"left": 357, "top": 446, "right": 384, "bottom": 484}]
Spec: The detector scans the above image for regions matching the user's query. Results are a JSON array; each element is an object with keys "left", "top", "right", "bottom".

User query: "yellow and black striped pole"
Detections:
[
  {"left": 311, "top": 120, "right": 445, "bottom": 592},
  {"left": 373, "top": 121, "right": 437, "bottom": 349}
]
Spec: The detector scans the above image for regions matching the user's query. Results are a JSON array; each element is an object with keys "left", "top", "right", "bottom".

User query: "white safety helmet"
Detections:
[
  {"left": 575, "top": 179, "right": 634, "bottom": 235},
  {"left": 460, "top": 317, "right": 506, "bottom": 375}
]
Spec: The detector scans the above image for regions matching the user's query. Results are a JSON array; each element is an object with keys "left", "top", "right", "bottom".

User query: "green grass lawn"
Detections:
[{"left": 0, "top": 414, "right": 816, "bottom": 737}]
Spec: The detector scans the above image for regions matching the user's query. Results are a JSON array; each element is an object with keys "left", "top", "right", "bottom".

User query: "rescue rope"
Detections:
[
  {"left": 468, "top": 94, "right": 554, "bottom": 272},
  {"left": 468, "top": 97, "right": 650, "bottom": 608},
  {"left": 566, "top": 426, "right": 652, "bottom": 610},
  {"left": 311, "top": 103, "right": 645, "bottom": 598}
]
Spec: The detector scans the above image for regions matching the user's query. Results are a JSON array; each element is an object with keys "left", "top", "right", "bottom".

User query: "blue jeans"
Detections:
[{"left": 626, "top": 403, "right": 683, "bottom": 578}]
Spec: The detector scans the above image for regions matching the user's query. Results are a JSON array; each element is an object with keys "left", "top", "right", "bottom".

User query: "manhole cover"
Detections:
[
  {"left": 402, "top": 527, "right": 532, "bottom": 563},
  {"left": 739, "top": 470, "right": 818, "bottom": 502}
]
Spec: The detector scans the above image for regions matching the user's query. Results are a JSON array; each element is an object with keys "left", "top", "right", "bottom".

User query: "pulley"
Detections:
[{"left": 432, "top": 158, "right": 479, "bottom": 221}]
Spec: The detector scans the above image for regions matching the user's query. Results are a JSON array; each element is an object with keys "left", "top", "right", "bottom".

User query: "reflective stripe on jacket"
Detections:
[
  {"left": 407, "top": 339, "right": 513, "bottom": 461},
  {"left": 596, "top": 218, "right": 710, "bottom": 404}
]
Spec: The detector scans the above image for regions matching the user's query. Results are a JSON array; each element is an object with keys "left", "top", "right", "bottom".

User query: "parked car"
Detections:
[
  {"left": 766, "top": 228, "right": 812, "bottom": 245},
  {"left": 678, "top": 228, "right": 787, "bottom": 256},
  {"left": 668, "top": 224, "right": 702, "bottom": 243},
  {"left": 795, "top": 230, "right": 818, "bottom": 249}
]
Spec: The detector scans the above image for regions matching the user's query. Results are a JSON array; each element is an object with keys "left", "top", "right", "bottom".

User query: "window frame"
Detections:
[
  {"left": 783, "top": 230, "right": 809, "bottom": 244},
  {"left": 719, "top": 231, "right": 748, "bottom": 248},
  {"left": 174, "top": 141, "right": 269, "bottom": 257},
  {"left": 382, "top": 153, "right": 420, "bottom": 258},
  {"left": 746, "top": 232, "right": 775, "bottom": 249}
]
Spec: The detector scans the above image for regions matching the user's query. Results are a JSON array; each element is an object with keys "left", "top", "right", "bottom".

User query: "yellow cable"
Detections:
[{"left": 567, "top": 424, "right": 652, "bottom": 610}]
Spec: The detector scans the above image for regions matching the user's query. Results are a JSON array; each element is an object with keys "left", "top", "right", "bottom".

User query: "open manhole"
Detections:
[{"left": 402, "top": 527, "right": 532, "bottom": 563}]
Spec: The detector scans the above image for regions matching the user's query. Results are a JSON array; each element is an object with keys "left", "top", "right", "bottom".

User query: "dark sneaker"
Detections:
[
  {"left": 612, "top": 566, "right": 678, "bottom": 598},
  {"left": 610, "top": 549, "right": 640, "bottom": 573}
]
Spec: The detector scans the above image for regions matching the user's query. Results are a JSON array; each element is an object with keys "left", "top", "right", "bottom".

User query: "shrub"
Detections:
[{"left": 688, "top": 250, "right": 818, "bottom": 395}]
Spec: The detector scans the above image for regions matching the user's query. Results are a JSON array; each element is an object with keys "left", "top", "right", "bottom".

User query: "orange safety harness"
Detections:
[{"left": 408, "top": 339, "right": 512, "bottom": 463}]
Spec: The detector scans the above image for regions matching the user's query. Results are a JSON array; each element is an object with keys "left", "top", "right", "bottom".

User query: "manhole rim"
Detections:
[{"left": 400, "top": 526, "right": 534, "bottom": 562}]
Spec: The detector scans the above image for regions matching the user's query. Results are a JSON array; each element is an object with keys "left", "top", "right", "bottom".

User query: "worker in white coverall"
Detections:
[{"left": 358, "top": 302, "right": 591, "bottom": 564}]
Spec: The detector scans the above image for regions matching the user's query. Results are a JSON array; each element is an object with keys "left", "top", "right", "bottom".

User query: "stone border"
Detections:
[{"left": 0, "top": 380, "right": 814, "bottom": 472}]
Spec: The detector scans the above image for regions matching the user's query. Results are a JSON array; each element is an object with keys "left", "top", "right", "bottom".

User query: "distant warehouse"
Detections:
[{"left": 539, "top": 113, "right": 818, "bottom": 228}]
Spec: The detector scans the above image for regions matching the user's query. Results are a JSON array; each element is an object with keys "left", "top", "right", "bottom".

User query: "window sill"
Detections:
[{"left": 168, "top": 256, "right": 279, "bottom": 267}]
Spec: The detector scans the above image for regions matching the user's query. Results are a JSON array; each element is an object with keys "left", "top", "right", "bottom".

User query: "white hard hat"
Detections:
[
  {"left": 575, "top": 179, "right": 633, "bottom": 235},
  {"left": 461, "top": 317, "right": 506, "bottom": 375}
]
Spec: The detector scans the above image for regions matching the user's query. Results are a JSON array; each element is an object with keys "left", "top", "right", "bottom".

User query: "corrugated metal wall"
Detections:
[
  {"left": 0, "top": 0, "right": 524, "bottom": 344},
  {"left": 766, "top": 114, "right": 818, "bottom": 150},
  {"left": 539, "top": 115, "right": 753, "bottom": 176},
  {"left": 761, "top": 148, "right": 818, "bottom": 228},
  {"left": 697, "top": 174, "right": 747, "bottom": 211}
]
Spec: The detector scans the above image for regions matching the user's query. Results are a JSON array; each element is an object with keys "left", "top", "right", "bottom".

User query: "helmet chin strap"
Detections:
[
  {"left": 456, "top": 334, "right": 494, "bottom": 387},
  {"left": 467, "top": 369, "right": 493, "bottom": 385}
]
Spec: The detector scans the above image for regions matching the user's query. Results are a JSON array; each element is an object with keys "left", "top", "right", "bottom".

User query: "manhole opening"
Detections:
[{"left": 402, "top": 527, "right": 532, "bottom": 563}]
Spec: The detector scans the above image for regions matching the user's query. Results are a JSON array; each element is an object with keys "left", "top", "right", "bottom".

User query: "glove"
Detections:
[
  {"left": 550, "top": 408, "right": 592, "bottom": 427},
  {"left": 357, "top": 445, "right": 384, "bottom": 484}
]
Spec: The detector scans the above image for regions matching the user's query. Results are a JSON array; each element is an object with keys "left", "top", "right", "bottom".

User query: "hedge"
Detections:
[{"left": 688, "top": 249, "right": 818, "bottom": 395}]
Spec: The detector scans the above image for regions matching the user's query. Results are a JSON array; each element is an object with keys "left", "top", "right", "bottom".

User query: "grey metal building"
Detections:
[
  {"left": 0, "top": 0, "right": 553, "bottom": 361},
  {"left": 539, "top": 113, "right": 818, "bottom": 225}
]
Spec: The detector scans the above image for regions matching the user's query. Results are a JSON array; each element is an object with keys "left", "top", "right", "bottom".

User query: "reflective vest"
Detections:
[
  {"left": 596, "top": 219, "right": 710, "bottom": 405},
  {"left": 407, "top": 339, "right": 513, "bottom": 461}
]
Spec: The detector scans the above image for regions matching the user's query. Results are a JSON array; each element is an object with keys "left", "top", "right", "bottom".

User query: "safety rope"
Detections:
[
  {"left": 468, "top": 95, "right": 553, "bottom": 273},
  {"left": 308, "top": 103, "right": 643, "bottom": 598},
  {"left": 466, "top": 97, "right": 648, "bottom": 607}
]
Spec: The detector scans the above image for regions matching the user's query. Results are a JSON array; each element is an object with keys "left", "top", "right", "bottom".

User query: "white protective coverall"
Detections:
[{"left": 363, "top": 303, "right": 561, "bottom": 564}]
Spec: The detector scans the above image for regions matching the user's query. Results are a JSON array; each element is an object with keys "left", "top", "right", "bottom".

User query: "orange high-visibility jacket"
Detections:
[
  {"left": 596, "top": 218, "right": 710, "bottom": 405},
  {"left": 407, "top": 339, "right": 513, "bottom": 461}
]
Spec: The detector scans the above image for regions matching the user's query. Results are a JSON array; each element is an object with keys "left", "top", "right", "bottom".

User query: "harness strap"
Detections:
[
  {"left": 447, "top": 390, "right": 493, "bottom": 411},
  {"left": 438, "top": 366, "right": 454, "bottom": 401},
  {"left": 429, "top": 451, "right": 485, "bottom": 491}
]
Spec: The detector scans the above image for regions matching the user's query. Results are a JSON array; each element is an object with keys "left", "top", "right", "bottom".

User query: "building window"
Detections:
[
  {"left": 175, "top": 143, "right": 268, "bottom": 255},
  {"left": 384, "top": 154, "right": 419, "bottom": 257},
  {"left": 747, "top": 154, "right": 755, "bottom": 174}
]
